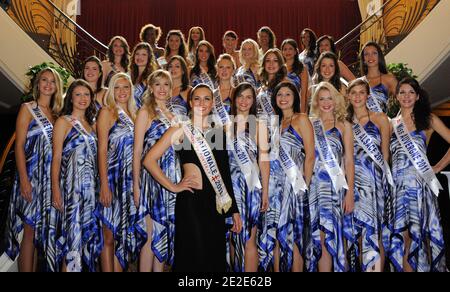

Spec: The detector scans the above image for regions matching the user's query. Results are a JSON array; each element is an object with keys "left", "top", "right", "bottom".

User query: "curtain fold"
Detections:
[{"left": 77, "top": 0, "right": 360, "bottom": 63}]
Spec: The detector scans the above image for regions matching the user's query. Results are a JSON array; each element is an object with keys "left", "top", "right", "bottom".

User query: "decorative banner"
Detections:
[
  {"left": 182, "top": 120, "right": 233, "bottom": 214},
  {"left": 213, "top": 89, "right": 232, "bottom": 127},
  {"left": 65, "top": 116, "right": 97, "bottom": 158},
  {"left": 26, "top": 102, "right": 53, "bottom": 144},
  {"left": 117, "top": 107, "right": 134, "bottom": 131},
  {"left": 392, "top": 117, "right": 443, "bottom": 196}
]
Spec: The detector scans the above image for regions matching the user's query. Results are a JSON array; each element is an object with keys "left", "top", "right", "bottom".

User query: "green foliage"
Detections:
[
  {"left": 22, "top": 62, "right": 71, "bottom": 101},
  {"left": 386, "top": 63, "right": 417, "bottom": 118}
]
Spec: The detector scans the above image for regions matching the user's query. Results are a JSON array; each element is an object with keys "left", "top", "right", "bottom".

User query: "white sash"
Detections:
[
  {"left": 198, "top": 72, "right": 217, "bottom": 90},
  {"left": 228, "top": 133, "right": 262, "bottom": 192},
  {"left": 156, "top": 107, "right": 177, "bottom": 128},
  {"left": 392, "top": 117, "right": 443, "bottom": 196},
  {"left": 311, "top": 118, "right": 348, "bottom": 192},
  {"left": 213, "top": 89, "right": 232, "bottom": 127},
  {"left": 65, "top": 116, "right": 97, "bottom": 158},
  {"left": 26, "top": 103, "right": 53, "bottom": 144},
  {"left": 117, "top": 108, "right": 134, "bottom": 131},
  {"left": 258, "top": 90, "right": 275, "bottom": 117},
  {"left": 367, "top": 92, "right": 383, "bottom": 113},
  {"left": 182, "top": 121, "right": 233, "bottom": 214},
  {"left": 353, "top": 120, "right": 394, "bottom": 187},
  {"left": 277, "top": 128, "right": 308, "bottom": 192}
]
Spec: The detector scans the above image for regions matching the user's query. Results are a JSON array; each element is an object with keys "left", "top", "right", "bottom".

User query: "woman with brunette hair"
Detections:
[
  {"left": 167, "top": 55, "right": 191, "bottom": 116},
  {"left": 82, "top": 56, "right": 107, "bottom": 111},
  {"left": 257, "top": 26, "right": 277, "bottom": 56},
  {"left": 158, "top": 30, "right": 189, "bottom": 69},
  {"left": 102, "top": 36, "right": 130, "bottom": 87},
  {"left": 299, "top": 28, "right": 317, "bottom": 77},
  {"left": 187, "top": 26, "right": 206, "bottom": 65},
  {"left": 190, "top": 40, "right": 217, "bottom": 89},
  {"left": 390, "top": 78, "right": 449, "bottom": 272},
  {"left": 139, "top": 24, "right": 165, "bottom": 60}
]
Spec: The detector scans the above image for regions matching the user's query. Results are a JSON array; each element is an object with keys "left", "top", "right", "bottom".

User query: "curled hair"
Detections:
[
  {"left": 31, "top": 67, "right": 64, "bottom": 116},
  {"left": 107, "top": 36, "right": 130, "bottom": 72},
  {"left": 360, "top": 41, "right": 388, "bottom": 76},
  {"left": 140, "top": 24, "right": 162, "bottom": 43},
  {"left": 239, "top": 39, "right": 261, "bottom": 70},
  {"left": 61, "top": 79, "right": 97, "bottom": 125},
  {"left": 188, "top": 26, "right": 206, "bottom": 52},
  {"left": 258, "top": 26, "right": 277, "bottom": 49},
  {"left": 167, "top": 55, "right": 190, "bottom": 92},
  {"left": 397, "top": 77, "right": 431, "bottom": 131},
  {"left": 164, "top": 30, "right": 188, "bottom": 60},
  {"left": 82, "top": 56, "right": 104, "bottom": 94},
  {"left": 281, "top": 39, "right": 304, "bottom": 76},
  {"left": 191, "top": 40, "right": 217, "bottom": 80},
  {"left": 142, "top": 70, "right": 173, "bottom": 119},
  {"left": 259, "top": 48, "right": 287, "bottom": 91},
  {"left": 301, "top": 28, "right": 317, "bottom": 59},
  {"left": 271, "top": 81, "right": 301, "bottom": 123},
  {"left": 346, "top": 78, "right": 370, "bottom": 119},
  {"left": 104, "top": 73, "right": 137, "bottom": 121},
  {"left": 310, "top": 81, "right": 348, "bottom": 123},
  {"left": 129, "top": 42, "right": 157, "bottom": 85},
  {"left": 314, "top": 52, "right": 342, "bottom": 92}
]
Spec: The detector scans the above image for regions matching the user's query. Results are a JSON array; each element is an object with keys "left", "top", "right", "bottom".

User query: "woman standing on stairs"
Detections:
[
  {"left": 5, "top": 68, "right": 64, "bottom": 272},
  {"left": 359, "top": 42, "right": 397, "bottom": 113},
  {"left": 82, "top": 56, "right": 107, "bottom": 112},
  {"left": 102, "top": 36, "right": 130, "bottom": 87},
  {"left": 96, "top": 73, "right": 137, "bottom": 272}
]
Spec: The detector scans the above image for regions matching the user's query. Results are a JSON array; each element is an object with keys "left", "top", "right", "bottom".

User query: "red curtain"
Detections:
[{"left": 78, "top": 0, "right": 360, "bottom": 60}]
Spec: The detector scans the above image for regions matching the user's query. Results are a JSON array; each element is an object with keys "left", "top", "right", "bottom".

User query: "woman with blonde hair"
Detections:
[
  {"left": 215, "top": 53, "right": 236, "bottom": 114},
  {"left": 133, "top": 70, "right": 181, "bottom": 272},
  {"left": 5, "top": 67, "right": 63, "bottom": 272},
  {"left": 235, "top": 39, "right": 261, "bottom": 89},
  {"left": 96, "top": 73, "right": 138, "bottom": 272},
  {"left": 308, "top": 82, "right": 355, "bottom": 272}
]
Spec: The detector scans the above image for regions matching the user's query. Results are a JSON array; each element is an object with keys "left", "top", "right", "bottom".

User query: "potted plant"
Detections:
[{"left": 22, "top": 62, "right": 71, "bottom": 102}]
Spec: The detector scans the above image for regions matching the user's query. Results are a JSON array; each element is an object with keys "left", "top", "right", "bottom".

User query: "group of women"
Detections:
[{"left": 3, "top": 24, "right": 450, "bottom": 273}]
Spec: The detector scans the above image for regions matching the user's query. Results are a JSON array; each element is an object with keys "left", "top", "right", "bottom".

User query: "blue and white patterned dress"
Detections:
[
  {"left": 308, "top": 127, "right": 348, "bottom": 272},
  {"left": 390, "top": 130, "right": 446, "bottom": 272},
  {"left": 134, "top": 83, "right": 147, "bottom": 109},
  {"left": 228, "top": 131, "right": 261, "bottom": 272},
  {"left": 235, "top": 67, "right": 260, "bottom": 89},
  {"left": 299, "top": 52, "right": 315, "bottom": 77},
  {"left": 353, "top": 121, "right": 392, "bottom": 271},
  {"left": 5, "top": 103, "right": 57, "bottom": 271},
  {"left": 170, "top": 95, "right": 189, "bottom": 117},
  {"left": 95, "top": 111, "right": 137, "bottom": 269},
  {"left": 369, "top": 83, "right": 389, "bottom": 113},
  {"left": 56, "top": 117, "right": 102, "bottom": 272},
  {"left": 259, "top": 125, "right": 310, "bottom": 272},
  {"left": 135, "top": 115, "right": 180, "bottom": 265},
  {"left": 287, "top": 72, "right": 302, "bottom": 92},
  {"left": 190, "top": 72, "right": 218, "bottom": 89}
]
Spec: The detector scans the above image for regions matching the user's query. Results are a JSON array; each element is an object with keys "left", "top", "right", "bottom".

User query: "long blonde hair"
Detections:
[
  {"left": 310, "top": 81, "right": 348, "bottom": 122},
  {"left": 104, "top": 73, "right": 137, "bottom": 120},
  {"left": 142, "top": 70, "right": 173, "bottom": 119},
  {"left": 32, "top": 67, "right": 64, "bottom": 115},
  {"left": 239, "top": 39, "right": 260, "bottom": 70}
]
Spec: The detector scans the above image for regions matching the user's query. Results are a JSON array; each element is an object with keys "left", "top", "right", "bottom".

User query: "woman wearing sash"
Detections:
[
  {"left": 82, "top": 56, "right": 107, "bottom": 112},
  {"left": 390, "top": 77, "right": 449, "bottom": 272},
  {"left": 168, "top": 55, "right": 191, "bottom": 116},
  {"left": 257, "top": 26, "right": 277, "bottom": 57},
  {"left": 299, "top": 28, "right": 317, "bottom": 77},
  {"left": 347, "top": 79, "right": 392, "bottom": 272},
  {"left": 312, "top": 52, "right": 347, "bottom": 96},
  {"left": 139, "top": 24, "right": 165, "bottom": 61},
  {"left": 102, "top": 36, "right": 130, "bottom": 87},
  {"left": 235, "top": 39, "right": 261, "bottom": 89},
  {"left": 52, "top": 80, "right": 102, "bottom": 272},
  {"left": 316, "top": 35, "right": 356, "bottom": 84},
  {"left": 187, "top": 26, "right": 205, "bottom": 65},
  {"left": 133, "top": 70, "right": 179, "bottom": 272},
  {"left": 281, "top": 39, "right": 309, "bottom": 113},
  {"left": 158, "top": 30, "right": 189, "bottom": 69},
  {"left": 216, "top": 54, "right": 236, "bottom": 115},
  {"left": 227, "top": 83, "right": 270, "bottom": 272},
  {"left": 129, "top": 43, "right": 157, "bottom": 109},
  {"left": 96, "top": 73, "right": 137, "bottom": 272},
  {"left": 5, "top": 68, "right": 63, "bottom": 272},
  {"left": 359, "top": 42, "right": 397, "bottom": 113},
  {"left": 190, "top": 40, "right": 217, "bottom": 89},
  {"left": 309, "top": 82, "right": 355, "bottom": 272},
  {"left": 143, "top": 84, "right": 242, "bottom": 272},
  {"left": 261, "top": 82, "right": 315, "bottom": 272}
]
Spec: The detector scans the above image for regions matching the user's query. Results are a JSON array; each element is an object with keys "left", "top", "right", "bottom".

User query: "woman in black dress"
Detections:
[{"left": 143, "top": 84, "right": 242, "bottom": 272}]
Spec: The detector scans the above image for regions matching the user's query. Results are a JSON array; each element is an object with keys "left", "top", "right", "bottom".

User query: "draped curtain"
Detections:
[{"left": 77, "top": 0, "right": 360, "bottom": 63}]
